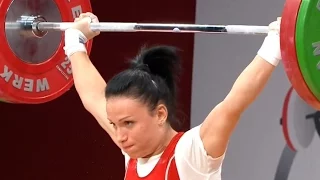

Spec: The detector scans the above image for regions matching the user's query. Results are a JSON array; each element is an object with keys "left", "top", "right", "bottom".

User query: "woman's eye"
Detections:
[{"left": 124, "top": 121, "right": 133, "bottom": 126}]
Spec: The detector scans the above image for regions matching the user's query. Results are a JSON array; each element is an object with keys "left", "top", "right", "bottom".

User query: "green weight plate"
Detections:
[
  {"left": 0, "top": 99, "right": 9, "bottom": 103},
  {"left": 280, "top": 0, "right": 320, "bottom": 109},
  {"left": 0, "top": 96, "right": 15, "bottom": 103},
  {"left": 296, "top": 0, "right": 320, "bottom": 101}
]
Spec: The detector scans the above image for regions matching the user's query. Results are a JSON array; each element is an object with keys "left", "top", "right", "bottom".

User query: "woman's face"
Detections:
[{"left": 106, "top": 96, "right": 168, "bottom": 159}]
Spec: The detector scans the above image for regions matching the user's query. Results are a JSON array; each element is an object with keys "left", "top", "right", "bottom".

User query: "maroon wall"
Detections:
[{"left": 0, "top": 0, "right": 195, "bottom": 179}]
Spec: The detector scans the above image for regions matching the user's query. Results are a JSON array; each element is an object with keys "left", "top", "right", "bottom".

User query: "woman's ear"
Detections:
[{"left": 155, "top": 104, "right": 168, "bottom": 126}]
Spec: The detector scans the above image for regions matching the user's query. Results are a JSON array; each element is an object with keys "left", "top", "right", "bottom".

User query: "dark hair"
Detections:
[{"left": 105, "top": 45, "right": 182, "bottom": 130}]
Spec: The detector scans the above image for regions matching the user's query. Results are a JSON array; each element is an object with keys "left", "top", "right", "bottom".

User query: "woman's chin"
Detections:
[
  {"left": 125, "top": 149, "right": 149, "bottom": 159},
  {"left": 126, "top": 152, "right": 141, "bottom": 159}
]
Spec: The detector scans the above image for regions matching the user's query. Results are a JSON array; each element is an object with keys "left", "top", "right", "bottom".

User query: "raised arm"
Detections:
[
  {"left": 64, "top": 13, "right": 116, "bottom": 142},
  {"left": 200, "top": 19, "right": 281, "bottom": 158}
]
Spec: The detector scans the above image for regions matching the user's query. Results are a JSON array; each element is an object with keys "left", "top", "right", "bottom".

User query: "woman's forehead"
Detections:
[{"left": 106, "top": 97, "right": 148, "bottom": 119}]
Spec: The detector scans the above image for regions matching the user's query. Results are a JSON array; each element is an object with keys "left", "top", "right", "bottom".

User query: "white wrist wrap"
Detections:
[
  {"left": 64, "top": 29, "right": 88, "bottom": 58},
  {"left": 257, "top": 31, "right": 281, "bottom": 66}
]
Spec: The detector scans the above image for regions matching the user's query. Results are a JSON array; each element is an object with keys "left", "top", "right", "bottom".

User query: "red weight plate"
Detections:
[
  {"left": 0, "top": 0, "right": 93, "bottom": 104},
  {"left": 281, "top": 87, "right": 316, "bottom": 152},
  {"left": 281, "top": 87, "right": 296, "bottom": 151},
  {"left": 280, "top": 0, "right": 320, "bottom": 109}
]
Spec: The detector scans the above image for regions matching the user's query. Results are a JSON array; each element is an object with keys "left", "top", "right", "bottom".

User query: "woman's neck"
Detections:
[{"left": 144, "top": 127, "right": 177, "bottom": 158}]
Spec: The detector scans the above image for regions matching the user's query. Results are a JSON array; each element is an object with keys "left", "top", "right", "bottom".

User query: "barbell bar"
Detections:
[
  {"left": 5, "top": 16, "right": 270, "bottom": 35},
  {"left": 41, "top": 22, "right": 271, "bottom": 35}
]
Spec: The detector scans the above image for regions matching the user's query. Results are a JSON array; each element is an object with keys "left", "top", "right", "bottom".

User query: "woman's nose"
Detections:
[{"left": 116, "top": 128, "right": 128, "bottom": 143}]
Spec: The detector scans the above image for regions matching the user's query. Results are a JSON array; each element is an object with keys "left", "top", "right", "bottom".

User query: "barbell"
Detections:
[
  {"left": 0, "top": 0, "right": 319, "bottom": 110},
  {"left": 5, "top": 16, "right": 270, "bottom": 34}
]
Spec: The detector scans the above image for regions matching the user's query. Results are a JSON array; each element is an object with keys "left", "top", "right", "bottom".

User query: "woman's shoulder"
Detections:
[{"left": 174, "top": 124, "right": 225, "bottom": 176}]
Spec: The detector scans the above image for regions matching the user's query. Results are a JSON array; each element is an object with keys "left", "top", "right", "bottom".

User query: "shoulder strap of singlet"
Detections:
[
  {"left": 163, "top": 132, "right": 184, "bottom": 180},
  {"left": 161, "top": 132, "right": 184, "bottom": 158}
]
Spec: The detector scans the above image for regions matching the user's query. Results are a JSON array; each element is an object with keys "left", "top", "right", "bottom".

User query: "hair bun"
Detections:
[{"left": 129, "top": 45, "right": 182, "bottom": 96}]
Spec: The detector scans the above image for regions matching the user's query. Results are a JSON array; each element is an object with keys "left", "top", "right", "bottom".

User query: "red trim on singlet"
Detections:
[{"left": 125, "top": 132, "right": 184, "bottom": 180}]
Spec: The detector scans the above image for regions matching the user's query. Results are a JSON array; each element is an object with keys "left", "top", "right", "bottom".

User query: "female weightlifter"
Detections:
[{"left": 63, "top": 12, "right": 281, "bottom": 179}]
